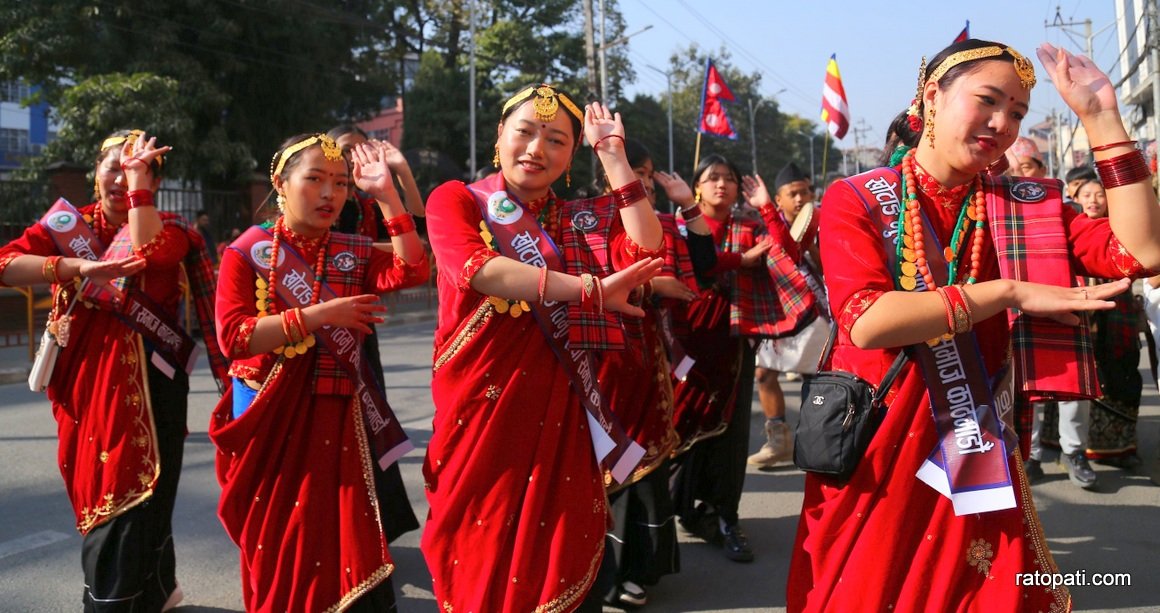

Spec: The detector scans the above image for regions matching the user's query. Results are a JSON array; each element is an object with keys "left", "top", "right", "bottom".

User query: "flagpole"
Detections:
[
  {"left": 693, "top": 131, "right": 703, "bottom": 176},
  {"left": 820, "top": 130, "right": 830, "bottom": 182}
]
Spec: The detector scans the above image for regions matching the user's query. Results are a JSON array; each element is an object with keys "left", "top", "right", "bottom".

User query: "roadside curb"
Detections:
[{"left": 0, "top": 366, "right": 28, "bottom": 386}]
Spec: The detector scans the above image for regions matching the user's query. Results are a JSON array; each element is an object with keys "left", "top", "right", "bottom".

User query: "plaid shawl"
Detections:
[
  {"left": 658, "top": 213, "right": 695, "bottom": 280},
  {"left": 305, "top": 232, "right": 374, "bottom": 396},
  {"left": 984, "top": 174, "right": 1101, "bottom": 399},
  {"left": 723, "top": 215, "right": 817, "bottom": 339}
]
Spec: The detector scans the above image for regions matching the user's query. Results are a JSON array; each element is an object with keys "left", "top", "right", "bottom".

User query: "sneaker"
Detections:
[
  {"left": 1063, "top": 451, "right": 1098, "bottom": 490},
  {"left": 616, "top": 581, "right": 648, "bottom": 607},
  {"left": 721, "top": 523, "right": 754, "bottom": 563},
  {"left": 748, "top": 420, "right": 793, "bottom": 468},
  {"left": 1024, "top": 459, "right": 1045, "bottom": 484}
]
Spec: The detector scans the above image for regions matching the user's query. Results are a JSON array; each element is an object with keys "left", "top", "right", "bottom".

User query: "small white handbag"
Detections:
[{"left": 28, "top": 293, "right": 79, "bottom": 393}]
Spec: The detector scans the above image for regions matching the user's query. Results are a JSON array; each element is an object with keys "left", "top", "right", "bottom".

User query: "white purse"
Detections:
[{"left": 28, "top": 293, "right": 78, "bottom": 393}]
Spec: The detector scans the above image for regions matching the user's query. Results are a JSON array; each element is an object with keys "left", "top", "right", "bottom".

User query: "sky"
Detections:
[{"left": 617, "top": 0, "right": 1123, "bottom": 153}]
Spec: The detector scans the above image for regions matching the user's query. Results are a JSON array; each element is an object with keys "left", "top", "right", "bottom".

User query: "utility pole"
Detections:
[
  {"left": 583, "top": 0, "right": 598, "bottom": 102},
  {"left": 799, "top": 131, "right": 816, "bottom": 184},
  {"left": 747, "top": 97, "right": 761, "bottom": 174},
  {"left": 852, "top": 119, "right": 872, "bottom": 174},
  {"left": 647, "top": 64, "right": 674, "bottom": 173},
  {"left": 468, "top": 0, "right": 477, "bottom": 177},
  {"left": 598, "top": 0, "right": 607, "bottom": 101},
  {"left": 1150, "top": 0, "right": 1160, "bottom": 146}
]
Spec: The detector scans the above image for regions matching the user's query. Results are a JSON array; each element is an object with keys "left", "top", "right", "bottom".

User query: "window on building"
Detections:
[
  {"left": 369, "top": 128, "right": 391, "bottom": 142},
  {"left": 0, "top": 81, "right": 32, "bottom": 103},
  {"left": 0, "top": 128, "right": 30, "bottom": 153}
]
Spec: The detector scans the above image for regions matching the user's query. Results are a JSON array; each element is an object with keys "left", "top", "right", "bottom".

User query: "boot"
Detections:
[{"left": 748, "top": 420, "right": 793, "bottom": 467}]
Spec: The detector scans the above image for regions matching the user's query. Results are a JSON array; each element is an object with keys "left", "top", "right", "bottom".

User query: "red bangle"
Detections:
[
  {"left": 595, "top": 277, "right": 605, "bottom": 315},
  {"left": 383, "top": 213, "right": 416, "bottom": 236},
  {"left": 127, "top": 189, "right": 155, "bottom": 210},
  {"left": 1095, "top": 150, "right": 1151, "bottom": 189},
  {"left": 935, "top": 287, "right": 955, "bottom": 335},
  {"left": 612, "top": 179, "right": 648, "bottom": 209},
  {"left": 680, "top": 206, "right": 703, "bottom": 223},
  {"left": 280, "top": 310, "right": 297, "bottom": 344},
  {"left": 592, "top": 134, "right": 625, "bottom": 152},
  {"left": 1091, "top": 139, "right": 1137, "bottom": 153},
  {"left": 943, "top": 285, "right": 973, "bottom": 334}
]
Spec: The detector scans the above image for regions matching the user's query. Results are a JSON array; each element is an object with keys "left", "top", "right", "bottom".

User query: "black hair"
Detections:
[
  {"left": 1065, "top": 166, "right": 1097, "bottom": 183},
  {"left": 499, "top": 84, "right": 584, "bottom": 145},
  {"left": 271, "top": 133, "right": 350, "bottom": 182},
  {"left": 884, "top": 38, "right": 1026, "bottom": 154},
  {"left": 196, "top": 209, "right": 208, "bottom": 217},
  {"left": 693, "top": 153, "right": 742, "bottom": 186},
  {"left": 326, "top": 124, "right": 369, "bottom": 141}
]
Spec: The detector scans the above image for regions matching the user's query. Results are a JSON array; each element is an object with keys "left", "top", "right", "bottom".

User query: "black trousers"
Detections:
[
  {"left": 670, "top": 341, "right": 755, "bottom": 525},
  {"left": 363, "top": 331, "right": 421, "bottom": 542},
  {"left": 82, "top": 363, "right": 187, "bottom": 613}
]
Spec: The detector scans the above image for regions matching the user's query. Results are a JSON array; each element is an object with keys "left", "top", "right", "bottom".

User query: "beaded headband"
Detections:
[
  {"left": 906, "top": 45, "right": 1035, "bottom": 130},
  {"left": 101, "top": 129, "right": 165, "bottom": 169},
  {"left": 502, "top": 84, "right": 584, "bottom": 124},
  {"left": 269, "top": 133, "right": 344, "bottom": 182}
]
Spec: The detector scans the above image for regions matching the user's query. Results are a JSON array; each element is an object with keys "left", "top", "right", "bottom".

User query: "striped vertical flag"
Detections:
[
  {"left": 953, "top": 20, "right": 970, "bottom": 44},
  {"left": 821, "top": 54, "right": 850, "bottom": 139},
  {"left": 697, "top": 59, "right": 738, "bottom": 139}
]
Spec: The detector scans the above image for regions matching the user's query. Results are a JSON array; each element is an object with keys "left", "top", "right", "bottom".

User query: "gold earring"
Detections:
[
  {"left": 565, "top": 162, "right": 572, "bottom": 187},
  {"left": 93, "top": 178, "right": 100, "bottom": 199},
  {"left": 276, "top": 194, "right": 285, "bottom": 212},
  {"left": 492, "top": 145, "right": 500, "bottom": 168},
  {"left": 925, "top": 108, "right": 936, "bottom": 148},
  {"left": 694, "top": 188, "right": 702, "bottom": 203}
]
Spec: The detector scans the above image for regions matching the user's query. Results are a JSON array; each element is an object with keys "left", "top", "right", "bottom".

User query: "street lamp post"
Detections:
[
  {"left": 747, "top": 98, "right": 760, "bottom": 174},
  {"left": 647, "top": 64, "right": 674, "bottom": 173},
  {"left": 799, "top": 131, "right": 816, "bottom": 184},
  {"left": 597, "top": 24, "right": 653, "bottom": 102}
]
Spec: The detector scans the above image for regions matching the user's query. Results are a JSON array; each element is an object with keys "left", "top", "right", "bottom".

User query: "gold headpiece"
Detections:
[
  {"left": 101, "top": 129, "right": 164, "bottom": 168},
  {"left": 501, "top": 84, "right": 584, "bottom": 124},
  {"left": 269, "top": 133, "right": 344, "bottom": 182},
  {"left": 925, "top": 46, "right": 1036, "bottom": 89}
]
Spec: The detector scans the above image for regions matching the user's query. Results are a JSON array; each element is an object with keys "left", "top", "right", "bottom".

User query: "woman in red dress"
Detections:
[
  {"left": 789, "top": 40, "right": 1160, "bottom": 611},
  {"left": 0, "top": 130, "right": 223, "bottom": 612},
  {"left": 210, "top": 134, "right": 428, "bottom": 612},
  {"left": 422, "top": 84, "right": 664, "bottom": 612}
]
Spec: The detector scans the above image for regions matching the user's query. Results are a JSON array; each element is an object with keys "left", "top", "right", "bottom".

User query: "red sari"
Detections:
[
  {"left": 0, "top": 203, "right": 202, "bottom": 533},
  {"left": 423, "top": 181, "right": 650, "bottom": 612},
  {"left": 210, "top": 225, "right": 428, "bottom": 613},
  {"left": 789, "top": 172, "right": 1148, "bottom": 612}
]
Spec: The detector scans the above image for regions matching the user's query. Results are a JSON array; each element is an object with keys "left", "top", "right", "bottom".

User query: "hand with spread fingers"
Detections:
[
  {"left": 600, "top": 258, "right": 665, "bottom": 317},
  {"left": 741, "top": 175, "right": 772, "bottom": 209},
  {"left": 119, "top": 133, "right": 170, "bottom": 190},
  {"left": 1036, "top": 43, "right": 1118, "bottom": 122},
  {"left": 584, "top": 102, "right": 626, "bottom": 155},
  {"left": 1012, "top": 277, "right": 1130, "bottom": 326},
  {"left": 351, "top": 141, "right": 398, "bottom": 202},
  {"left": 655, "top": 171, "right": 695, "bottom": 208}
]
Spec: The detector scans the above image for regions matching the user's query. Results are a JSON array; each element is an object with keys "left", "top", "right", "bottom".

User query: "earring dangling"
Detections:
[
  {"left": 694, "top": 188, "right": 702, "bottom": 204},
  {"left": 492, "top": 145, "right": 500, "bottom": 168},
  {"left": 925, "top": 108, "right": 936, "bottom": 148},
  {"left": 93, "top": 178, "right": 100, "bottom": 200},
  {"left": 276, "top": 194, "right": 286, "bottom": 212},
  {"left": 565, "top": 163, "right": 572, "bottom": 187}
]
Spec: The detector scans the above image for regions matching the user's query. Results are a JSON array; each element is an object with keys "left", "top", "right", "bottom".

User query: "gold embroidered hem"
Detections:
[
  {"left": 1014, "top": 456, "right": 1071, "bottom": 611},
  {"left": 533, "top": 536, "right": 604, "bottom": 613},
  {"left": 434, "top": 300, "right": 494, "bottom": 372},
  {"left": 325, "top": 562, "right": 395, "bottom": 613}
]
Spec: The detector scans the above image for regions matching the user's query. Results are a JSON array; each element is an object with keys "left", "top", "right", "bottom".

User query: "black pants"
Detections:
[
  {"left": 670, "top": 342, "right": 755, "bottom": 525},
  {"left": 82, "top": 363, "right": 187, "bottom": 613}
]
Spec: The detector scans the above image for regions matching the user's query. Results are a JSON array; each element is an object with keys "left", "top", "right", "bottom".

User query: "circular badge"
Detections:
[
  {"left": 332, "top": 251, "right": 357, "bottom": 272},
  {"left": 571, "top": 210, "right": 599, "bottom": 233},
  {"left": 487, "top": 191, "right": 523, "bottom": 225},
  {"left": 46, "top": 212, "right": 77, "bottom": 233},
  {"left": 250, "top": 240, "right": 285, "bottom": 270},
  {"left": 1009, "top": 181, "right": 1047, "bottom": 203}
]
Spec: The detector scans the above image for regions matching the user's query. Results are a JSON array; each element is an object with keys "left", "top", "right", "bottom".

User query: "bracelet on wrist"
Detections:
[
  {"left": 612, "top": 179, "right": 648, "bottom": 210},
  {"left": 1090, "top": 139, "right": 1137, "bottom": 153},
  {"left": 592, "top": 134, "right": 625, "bottom": 152},
  {"left": 127, "top": 189, "right": 155, "bottom": 210},
  {"left": 383, "top": 213, "right": 416, "bottom": 237},
  {"left": 1095, "top": 150, "right": 1151, "bottom": 189}
]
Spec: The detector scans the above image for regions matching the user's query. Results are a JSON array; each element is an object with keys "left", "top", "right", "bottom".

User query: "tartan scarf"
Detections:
[
  {"left": 468, "top": 173, "right": 627, "bottom": 351},
  {"left": 984, "top": 174, "right": 1101, "bottom": 399},
  {"left": 658, "top": 212, "right": 695, "bottom": 280},
  {"left": 722, "top": 214, "right": 817, "bottom": 338}
]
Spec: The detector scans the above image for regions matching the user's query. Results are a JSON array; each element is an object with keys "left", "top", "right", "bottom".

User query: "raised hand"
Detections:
[
  {"left": 741, "top": 175, "right": 772, "bottom": 209},
  {"left": 600, "top": 258, "right": 665, "bottom": 317},
  {"left": 584, "top": 102, "right": 625, "bottom": 154},
  {"left": 1036, "top": 43, "right": 1118, "bottom": 122},
  {"left": 373, "top": 139, "right": 412, "bottom": 176},
  {"left": 1012, "top": 277, "right": 1129, "bottom": 326},
  {"left": 315, "top": 294, "right": 387, "bottom": 335},
  {"left": 655, "top": 171, "right": 695, "bottom": 208},
  {"left": 351, "top": 141, "right": 398, "bottom": 201},
  {"left": 120, "top": 133, "right": 170, "bottom": 190}
]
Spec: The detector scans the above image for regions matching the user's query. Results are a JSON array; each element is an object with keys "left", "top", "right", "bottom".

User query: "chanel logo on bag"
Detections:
[{"left": 812, "top": 395, "right": 825, "bottom": 405}]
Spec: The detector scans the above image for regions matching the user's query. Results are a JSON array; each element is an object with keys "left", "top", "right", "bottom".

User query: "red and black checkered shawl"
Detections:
[
  {"left": 657, "top": 212, "right": 696, "bottom": 336},
  {"left": 309, "top": 232, "right": 375, "bottom": 395},
  {"left": 556, "top": 194, "right": 631, "bottom": 351},
  {"left": 721, "top": 211, "right": 818, "bottom": 339}
]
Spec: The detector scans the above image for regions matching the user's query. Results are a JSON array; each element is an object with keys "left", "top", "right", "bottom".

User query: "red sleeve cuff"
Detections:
[
  {"left": 458, "top": 246, "right": 499, "bottom": 292},
  {"left": 1109, "top": 234, "right": 1159, "bottom": 277},
  {"left": 838, "top": 289, "right": 885, "bottom": 343}
]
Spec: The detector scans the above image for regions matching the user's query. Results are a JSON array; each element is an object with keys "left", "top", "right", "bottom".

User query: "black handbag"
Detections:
[{"left": 793, "top": 325, "right": 909, "bottom": 481}]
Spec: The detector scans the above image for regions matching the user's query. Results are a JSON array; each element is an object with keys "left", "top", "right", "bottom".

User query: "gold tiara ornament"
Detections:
[
  {"left": 269, "top": 134, "right": 344, "bottom": 182},
  {"left": 501, "top": 84, "right": 584, "bottom": 124},
  {"left": 925, "top": 46, "right": 1037, "bottom": 89},
  {"left": 101, "top": 129, "right": 165, "bottom": 169}
]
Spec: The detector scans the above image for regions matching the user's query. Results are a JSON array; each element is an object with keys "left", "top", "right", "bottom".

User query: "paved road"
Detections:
[{"left": 1, "top": 320, "right": 1157, "bottom": 612}]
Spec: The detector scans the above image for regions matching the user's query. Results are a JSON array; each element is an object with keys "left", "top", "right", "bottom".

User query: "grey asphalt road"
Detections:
[{"left": 1, "top": 320, "right": 1157, "bottom": 612}]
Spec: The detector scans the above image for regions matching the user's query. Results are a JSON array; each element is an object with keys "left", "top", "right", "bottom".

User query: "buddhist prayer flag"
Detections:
[
  {"left": 953, "top": 20, "right": 970, "bottom": 44},
  {"left": 697, "top": 59, "right": 738, "bottom": 139},
  {"left": 821, "top": 54, "right": 850, "bottom": 140}
]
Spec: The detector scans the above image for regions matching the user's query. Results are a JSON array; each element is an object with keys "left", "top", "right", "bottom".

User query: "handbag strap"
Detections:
[{"left": 814, "top": 316, "right": 909, "bottom": 405}]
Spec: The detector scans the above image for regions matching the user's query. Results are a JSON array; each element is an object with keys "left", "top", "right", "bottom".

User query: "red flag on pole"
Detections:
[
  {"left": 953, "top": 20, "right": 970, "bottom": 44},
  {"left": 821, "top": 54, "right": 850, "bottom": 140},
  {"left": 697, "top": 59, "right": 738, "bottom": 140}
]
